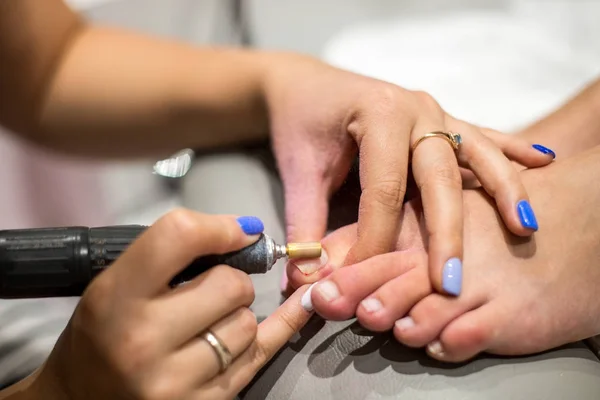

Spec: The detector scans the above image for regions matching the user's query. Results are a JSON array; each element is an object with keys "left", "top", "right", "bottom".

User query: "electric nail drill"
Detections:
[{"left": 0, "top": 226, "right": 321, "bottom": 299}]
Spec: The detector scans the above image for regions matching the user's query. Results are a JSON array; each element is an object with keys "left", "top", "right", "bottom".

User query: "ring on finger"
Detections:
[
  {"left": 412, "top": 131, "right": 463, "bottom": 153},
  {"left": 202, "top": 330, "right": 233, "bottom": 372}
]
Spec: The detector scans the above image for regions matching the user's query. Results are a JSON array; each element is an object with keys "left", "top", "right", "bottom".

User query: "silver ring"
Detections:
[{"left": 202, "top": 331, "right": 233, "bottom": 372}]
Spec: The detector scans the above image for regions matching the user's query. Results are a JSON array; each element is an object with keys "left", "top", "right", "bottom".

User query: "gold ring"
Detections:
[
  {"left": 202, "top": 331, "right": 233, "bottom": 372},
  {"left": 411, "top": 131, "right": 462, "bottom": 153}
]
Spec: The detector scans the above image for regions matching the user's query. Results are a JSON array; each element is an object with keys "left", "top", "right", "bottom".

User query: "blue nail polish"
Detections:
[
  {"left": 532, "top": 144, "right": 556, "bottom": 159},
  {"left": 442, "top": 258, "right": 462, "bottom": 296},
  {"left": 516, "top": 200, "right": 539, "bottom": 231},
  {"left": 236, "top": 216, "right": 264, "bottom": 235}
]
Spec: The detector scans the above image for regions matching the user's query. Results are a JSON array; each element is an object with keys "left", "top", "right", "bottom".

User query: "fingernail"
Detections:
[
  {"left": 292, "top": 248, "right": 329, "bottom": 275},
  {"left": 361, "top": 298, "right": 383, "bottom": 313},
  {"left": 301, "top": 282, "right": 318, "bottom": 311},
  {"left": 427, "top": 340, "right": 445, "bottom": 356},
  {"left": 315, "top": 281, "right": 340, "bottom": 302},
  {"left": 516, "top": 200, "right": 539, "bottom": 231},
  {"left": 532, "top": 144, "right": 556, "bottom": 159},
  {"left": 442, "top": 258, "right": 462, "bottom": 296},
  {"left": 236, "top": 216, "right": 264, "bottom": 235},
  {"left": 395, "top": 316, "right": 415, "bottom": 332}
]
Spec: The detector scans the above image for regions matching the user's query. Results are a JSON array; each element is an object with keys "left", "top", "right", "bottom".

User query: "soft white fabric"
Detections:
[{"left": 323, "top": 2, "right": 600, "bottom": 131}]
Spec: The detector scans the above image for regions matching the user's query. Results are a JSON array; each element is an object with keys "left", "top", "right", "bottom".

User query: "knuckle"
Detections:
[
  {"left": 412, "top": 90, "right": 441, "bottom": 112},
  {"left": 237, "top": 308, "right": 258, "bottom": 340},
  {"left": 362, "top": 85, "right": 409, "bottom": 117},
  {"left": 249, "top": 341, "right": 270, "bottom": 368},
  {"left": 216, "top": 266, "right": 255, "bottom": 305},
  {"left": 138, "top": 376, "right": 184, "bottom": 400},
  {"left": 161, "top": 208, "right": 202, "bottom": 245},
  {"left": 421, "top": 158, "right": 461, "bottom": 189},
  {"left": 116, "top": 325, "right": 159, "bottom": 373},
  {"left": 75, "top": 277, "right": 117, "bottom": 331},
  {"left": 364, "top": 180, "right": 405, "bottom": 214}
]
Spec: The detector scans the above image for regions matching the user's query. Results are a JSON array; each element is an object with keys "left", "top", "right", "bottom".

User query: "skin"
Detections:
[
  {"left": 0, "top": 0, "right": 553, "bottom": 303},
  {"left": 301, "top": 76, "right": 600, "bottom": 362},
  {"left": 307, "top": 146, "right": 600, "bottom": 362},
  {"left": 0, "top": 211, "right": 313, "bottom": 399}
]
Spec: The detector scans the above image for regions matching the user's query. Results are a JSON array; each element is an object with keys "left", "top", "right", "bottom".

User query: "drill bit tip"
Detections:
[{"left": 285, "top": 242, "right": 322, "bottom": 260}]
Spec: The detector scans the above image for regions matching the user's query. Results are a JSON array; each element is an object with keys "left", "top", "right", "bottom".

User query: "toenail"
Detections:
[
  {"left": 315, "top": 281, "right": 340, "bottom": 302},
  {"left": 427, "top": 340, "right": 445, "bottom": 357},
  {"left": 395, "top": 317, "right": 415, "bottom": 331},
  {"left": 301, "top": 282, "right": 318, "bottom": 312},
  {"left": 361, "top": 298, "right": 382, "bottom": 313}
]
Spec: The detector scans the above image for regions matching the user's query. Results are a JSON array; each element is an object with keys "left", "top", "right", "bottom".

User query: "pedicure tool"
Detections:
[{"left": 0, "top": 226, "right": 321, "bottom": 298}]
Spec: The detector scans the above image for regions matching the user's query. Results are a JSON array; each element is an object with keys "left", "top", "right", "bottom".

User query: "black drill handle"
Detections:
[{"left": 0, "top": 226, "right": 270, "bottom": 298}]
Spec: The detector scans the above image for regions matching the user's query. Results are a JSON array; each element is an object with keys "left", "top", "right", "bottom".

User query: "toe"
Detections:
[
  {"left": 312, "top": 251, "right": 426, "bottom": 320},
  {"left": 425, "top": 303, "right": 499, "bottom": 363},
  {"left": 394, "top": 291, "right": 484, "bottom": 348},
  {"left": 356, "top": 266, "right": 431, "bottom": 332}
]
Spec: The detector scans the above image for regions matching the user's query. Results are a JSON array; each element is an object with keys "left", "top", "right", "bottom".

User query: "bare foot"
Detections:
[
  {"left": 303, "top": 201, "right": 431, "bottom": 327},
  {"left": 308, "top": 154, "right": 600, "bottom": 362}
]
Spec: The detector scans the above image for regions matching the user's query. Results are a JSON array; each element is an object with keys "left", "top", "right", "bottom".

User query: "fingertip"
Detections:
[
  {"left": 441, "top": 257, "right": 463, "bottom": 296},
  {"left": 531, "top": 144, "right": 556, "bottom": 160},
  {"left": 516, "top": 199, "right": 539, "bottom": 232},
  {"left": 236, "top": 216, "right": 265, "bottom": 235}
]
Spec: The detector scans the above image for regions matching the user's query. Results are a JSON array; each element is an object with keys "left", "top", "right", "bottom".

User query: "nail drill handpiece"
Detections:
[{"left": 0, "top": 226, "right": 321, "bottom": 299}]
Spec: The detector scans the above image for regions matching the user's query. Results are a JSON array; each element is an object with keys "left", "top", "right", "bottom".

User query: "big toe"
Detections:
[
  {"left": 394, "top": 290, "right": 485, "bottom": 348},
  {"left": 287, "top": 223, "right": 357, "bottom": 288}
]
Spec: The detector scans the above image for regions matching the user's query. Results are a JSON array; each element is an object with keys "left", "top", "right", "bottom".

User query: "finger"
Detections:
[
  {"left": 411, "top": 127, "right": 464, "bottom": 296},
  {"left": 107, "top": 209, "right": 263, "bottom": 297},
  {"left": 282, "top": 171, "right": 332, "bottom": 296},
  {"left": 308, "top": 251, "right": 427, "bottom": 320},
  {"left": 480, "top": 127, "right": 556, "bottom": 166},
  {"left": 164, "top": 307, "right": 257, "bottom": 387},
  {"left": 195, "top": 285, "right": 312, "bottom": 399},
  {"left": 345, "top": 109, "right": 412, "bottom": 265},
  {"left": 154, "top": 265, "right": 255, "bottom": 346},
  {"left": 283, "top": 174, "right": 330, "bottom": 242},
  {"left": 453, "top": 122, "right": 539, "bottom": 236}
]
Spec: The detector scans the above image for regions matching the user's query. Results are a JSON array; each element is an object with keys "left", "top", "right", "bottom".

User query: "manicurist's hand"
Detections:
[
  {"left": 15, "top": 211, "right": 311, "bottom": 400},
  {"left": 265, "top": 53, "right": 556, "bottom": 296}
]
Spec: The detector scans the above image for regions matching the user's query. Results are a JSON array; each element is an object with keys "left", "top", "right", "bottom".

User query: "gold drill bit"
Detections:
[{"left": 285, "top": 242, "right": 322, "bottom": 259}]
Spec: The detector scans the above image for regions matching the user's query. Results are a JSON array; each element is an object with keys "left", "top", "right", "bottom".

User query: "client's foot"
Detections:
[
  {"left": 394, "top": 179, "right": 600, "bottom": 362},
  {"left": 308, "top": 159, "right": 600, "bottom": 362}
]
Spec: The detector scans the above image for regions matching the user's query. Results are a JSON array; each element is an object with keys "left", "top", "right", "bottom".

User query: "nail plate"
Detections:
[
  {"left": 516, "top": 200, "right": 539, "bottom": 231},
  {"left": 442, "top": 258, "right": 462, "bottom": 296},
  {"left": 236, "top": 216, "right": 264, "bottom": 235},
  {"left": 395, "top": 317, "right": 415, "bottom": 331},
  {"left": 301, "top": 282, "right": 318, "bottom": 311},
  {"left": 427, "top": 340, "right": 445, "bottom": 356},
  {"left": 292, "top": 249, "right": 329, "bottom": 275},
  {"left": 315, "top": 281, "right": 340, "bottom": 302},
  {"left": 532, "top": 144, "right": 556, "bottom": 159},
  {"left": 361, "top": 298, "right": 383, "bottom": 313}
]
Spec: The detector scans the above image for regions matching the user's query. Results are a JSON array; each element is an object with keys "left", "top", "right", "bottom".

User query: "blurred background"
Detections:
[{"left": 1, "top": 0, "right": 599, "bottom": 229}]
